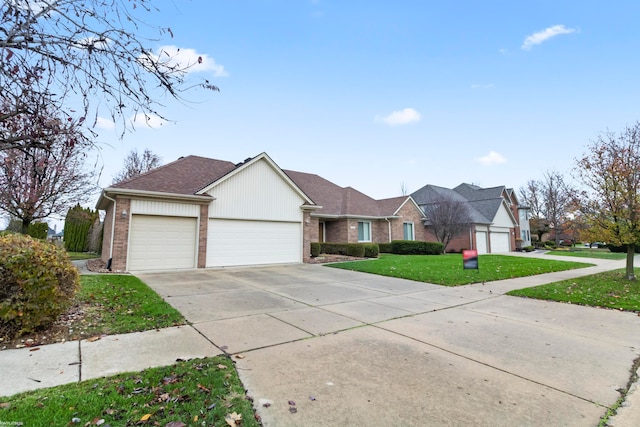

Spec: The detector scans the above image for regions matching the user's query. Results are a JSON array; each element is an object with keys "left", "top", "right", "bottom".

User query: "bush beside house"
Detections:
[{"left": 0, "top": 234, "right": 79, "bottom": 339}]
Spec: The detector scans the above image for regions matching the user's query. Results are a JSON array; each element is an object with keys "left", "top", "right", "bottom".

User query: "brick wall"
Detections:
[
  {"left": 110, "top": 196, "right": 131, "bottom": 271},
  {"left": 101, "top": 202, "right": 114, "bottom": 263},
  {"left": 302, "top": 211, "right": 318, "bottom": 262},
  {"left": 197, "top": 204, "right": 209, "bottom": 268}
]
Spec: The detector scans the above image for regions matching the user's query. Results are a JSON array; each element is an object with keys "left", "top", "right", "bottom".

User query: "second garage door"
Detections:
[
  {"left": 128, "top": 215, "right": 198, "bottom": 271},
  {"left": 207, "top": 219, "right": 301, "bottom": 267},
  {"left": 490, "top": 231, "right": 511, "bottom": 253}
]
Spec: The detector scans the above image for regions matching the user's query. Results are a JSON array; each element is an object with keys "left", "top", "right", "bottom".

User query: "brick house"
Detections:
[
  {"left": 411, "top": 183, "right": 530, "bottom": 254},
  {"left": 97, "top": 152, "right": 424, "bottom": 272}
]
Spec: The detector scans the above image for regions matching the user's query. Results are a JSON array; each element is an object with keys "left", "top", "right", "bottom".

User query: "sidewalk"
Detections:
[{"left": 0, "top": 325, "right": 220, "bottom": 397}]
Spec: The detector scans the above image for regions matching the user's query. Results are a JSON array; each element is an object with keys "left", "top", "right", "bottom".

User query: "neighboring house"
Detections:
[
  {"left": 411, "top": 183, "right": 530, "bottom": 254},
  {"left": 284, "top": 170, "right": 425, "bottom": 244},
  {"left": 96, "top": 152, "right": 424, "bottom": 272}
]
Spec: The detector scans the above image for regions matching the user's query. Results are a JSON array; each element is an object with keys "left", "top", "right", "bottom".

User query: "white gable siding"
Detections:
[
  {"left": 206, "top": 158, "right": 304, "bottom": 221},
  {"left": 491, "top": 203, "right": 515, "bottom": 228},
  {"left": 131, "top": 199, "right": 200, "bottom": 217}
]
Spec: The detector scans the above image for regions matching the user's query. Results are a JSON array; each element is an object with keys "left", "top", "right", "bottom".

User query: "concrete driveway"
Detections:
[{"left": 137, "top": 260, "right": 640, "bottom": 426}]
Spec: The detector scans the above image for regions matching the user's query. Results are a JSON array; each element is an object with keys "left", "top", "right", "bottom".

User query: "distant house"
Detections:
[{"left": 411, "top": 183, "right": 530, "bottom": 254}]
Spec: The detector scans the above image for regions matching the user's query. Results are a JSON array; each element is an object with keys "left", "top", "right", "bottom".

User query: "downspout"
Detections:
[{"left": 102, "top": 192, "right": 117, "bottom": 260}]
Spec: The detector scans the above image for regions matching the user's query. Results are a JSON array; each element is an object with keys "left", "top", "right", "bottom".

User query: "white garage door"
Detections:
[
  {"left": 128, "top": 215, "right": 197, "bottom": 271},
  {"left": 475, "top": 231, "right": 488, "bottom": 255},
  {"left": 490, "top": 232, "right": 511, "bottom": 253},
  {"left": 207, "top": 219, "right": 301, "bottom": 267}
]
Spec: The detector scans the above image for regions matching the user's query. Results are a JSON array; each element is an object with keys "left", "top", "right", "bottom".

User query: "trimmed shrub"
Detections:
[
  {"left": 607, "top": 244, "right": 640, "bottom": 253},
  {"left": 391, "top": 240, "right": 444, "bottom": 255},
  {"left": 523, "top": 245, "right": 535, "bottom": 252},
  {"left": 64, "top": 204, "right": 99, "bottom": 252},
  {"left": 379, "top": 242, "right": 392, "bottom": 253},
  {"left": 28, "top": 222, "right": 49, "bottom": 240},
  {"left": 543, "top": 241, "right": 557, "bottom": 250},
  {"left": 362, "top": 243, "right": 379, "bottom": 258},
  {"left": 310, "top": 242, "right": 321, "bottom": 257},
  {"left": 318, "top": 242, "right": 373, "bottom": 257},
  {"left": 0, "top": 234, "right": 79, "bottom": 339}
]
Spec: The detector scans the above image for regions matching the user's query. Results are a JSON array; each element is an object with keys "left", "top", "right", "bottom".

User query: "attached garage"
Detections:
[
  {"left": 128, "top": 215, "right": 198, "bottom": 271},
  {"left": 207, "top": 219, "right": 301, "bottom": 267},
  {"left": 490, "top": 231, "right": 511, "bottom": 253},
  {"left": 475, "top": 231, "right": 488, "bottom": 254}
]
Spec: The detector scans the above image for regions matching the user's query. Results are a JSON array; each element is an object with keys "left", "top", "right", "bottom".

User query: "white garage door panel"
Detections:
[
  {"left": 129, "top": 215, "right": 197, "bottom": 271},
  {"left": 475, "top": 231, "right": 488, "bottom": 255},
  {"left": 491, "top": 232, "right": 510, "bottom": 253},
  {"left": 207, "top": 219, "right": 301, "bottom": 267}
]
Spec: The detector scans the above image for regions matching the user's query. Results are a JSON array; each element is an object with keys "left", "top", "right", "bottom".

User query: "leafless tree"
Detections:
[
  {"left": 541, "top": 170, "right": 574, "bottom": 244},
  {"left": 0, "top": 0, "right": 218, "bottom": 152},
  {"left": 400, "top": 181, "right": 409, "bottom": 196},
  {"left": 422, "top": 194, "right": 472, "bottom": 251},
  {"left": 112, "top": 148, "right": 161, "bottom": 183},
  {"left": 519, "top": 172, "right": 573, "bottom": 244}
]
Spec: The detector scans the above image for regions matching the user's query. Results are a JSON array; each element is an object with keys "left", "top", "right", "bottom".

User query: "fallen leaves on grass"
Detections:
[{"left": 225, "top": 412, "right": 242, "bottom": 426}]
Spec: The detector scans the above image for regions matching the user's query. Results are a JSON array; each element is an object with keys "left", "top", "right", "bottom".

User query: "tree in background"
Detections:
[
  {"left": 112, "top": 148, "right": 162, "bottom": 183},
  {"left": 0, "top": 0, "right": 218, "bottom": 152},
  {"left": 519, "top": 172, "right": 574, "bottom": 244},
  {"left": 519, "top": 180, "right": 549, "bottom": 242},
  {"left": 574, "top": 122, "right": 640, "bottom": 280},
  {"left": 422, "top": 194, "right": 472, "bottom": 252},
  {"left": 541, "top": 170, "right": 574, "bottom": 244},
  {"left": 64, "top": 205, "right": 99, "bottom": 252},
  {"left": 0, "top": 127, "right": 96, "bottom": 234}
]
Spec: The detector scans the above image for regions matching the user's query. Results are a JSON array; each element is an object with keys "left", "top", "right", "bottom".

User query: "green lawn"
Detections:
[
  {"left": 67, "top": 251, "right": 100, "bottom": 261},
  {"left": 327, "top": 254, "right": 593, "bottom": 286},
  {"left": 76, "top": 275, "right": 185, "bottom": 337},
  {"left": 507, "top": 268, "right": 640, "bottom": 312},
  {"left": 0, "top": 357, "right": 259, "bottom": 426},
  {"left": 546, "top": 249, "right": 626, "bottom": 260}
]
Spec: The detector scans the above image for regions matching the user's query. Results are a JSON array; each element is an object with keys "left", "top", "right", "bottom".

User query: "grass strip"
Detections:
[
  {"left": 507, "top": 268, "right": 640, "bottom": 311},
  {"left": 76, "top": 275, "right": 186, "bottom": 337},
  {"left": 0, "top": 356, "right": 259, "bottom": 426},
  {"left": 545, "top": 250, "right": 626, "bottom": 260},
  {"left": 328, "top": 254, "right": 592, "bottom": 286}
]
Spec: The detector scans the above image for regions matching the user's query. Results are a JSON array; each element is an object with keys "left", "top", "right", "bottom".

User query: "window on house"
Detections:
[
  {"left": 358, "top": 221, "right": 371, "bottom": 242},
  {"left": 403, "top": 222, "right": 414, "bottom": 240}
]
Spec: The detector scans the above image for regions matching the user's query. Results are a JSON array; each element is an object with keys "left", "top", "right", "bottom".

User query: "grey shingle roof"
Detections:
[{"left": 411, "top": 183, "right": 515, "bottom": 225}]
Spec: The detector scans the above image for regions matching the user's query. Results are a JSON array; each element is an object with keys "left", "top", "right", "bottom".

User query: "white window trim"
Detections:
[
  {"left": 403, "top": 221, "right": 415, "bottom": 240},
  {"left": 358, "top": 221, "right": 372, "bottom": 242}
]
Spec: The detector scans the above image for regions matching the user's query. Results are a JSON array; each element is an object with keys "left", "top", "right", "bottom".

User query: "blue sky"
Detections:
[{"left": 90, "top": 0, "right": 640, "bottom": 210}]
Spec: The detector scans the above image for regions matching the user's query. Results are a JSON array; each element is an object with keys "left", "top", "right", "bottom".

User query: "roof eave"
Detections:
[{"left": 97, "top": 187, "right": 213, "bottom": 210}]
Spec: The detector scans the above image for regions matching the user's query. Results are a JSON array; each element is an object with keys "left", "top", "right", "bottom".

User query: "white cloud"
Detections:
[
  {"left": 143, "top": 45, "right": 228, "bottom": 77},
  {"left": 95, "top": 116, "right": 115, "bottom": 130},
  {"left": 376, "top": 108, "right": 421, "bottom": 126},
  {"left": 522, "top": 25, "right": 576, "bottom": 50},
  {"left": 130, "top": 113, "right": 166, "bottom": 129},
  {"left": 475, "top": 151, "right": 507, "bottom": 165},
  {"left": 471, "top": 83, "right": 494, "bottom": 90}
]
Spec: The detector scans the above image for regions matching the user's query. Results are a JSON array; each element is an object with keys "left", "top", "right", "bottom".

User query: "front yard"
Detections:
[
  {"left": 508, "top": 269, "right": 640, "bottom": 312},
  {"left": 327, "top": 253, "right": 592, "bottom": 286}
]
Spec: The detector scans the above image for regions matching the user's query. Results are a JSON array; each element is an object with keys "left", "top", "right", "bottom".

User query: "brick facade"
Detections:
[
  {"left": 107, "top": 196, "right": 131, "bottom": 271},
  {"left": 197, "top": 204, "right": 209, "bottom": 268}
]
